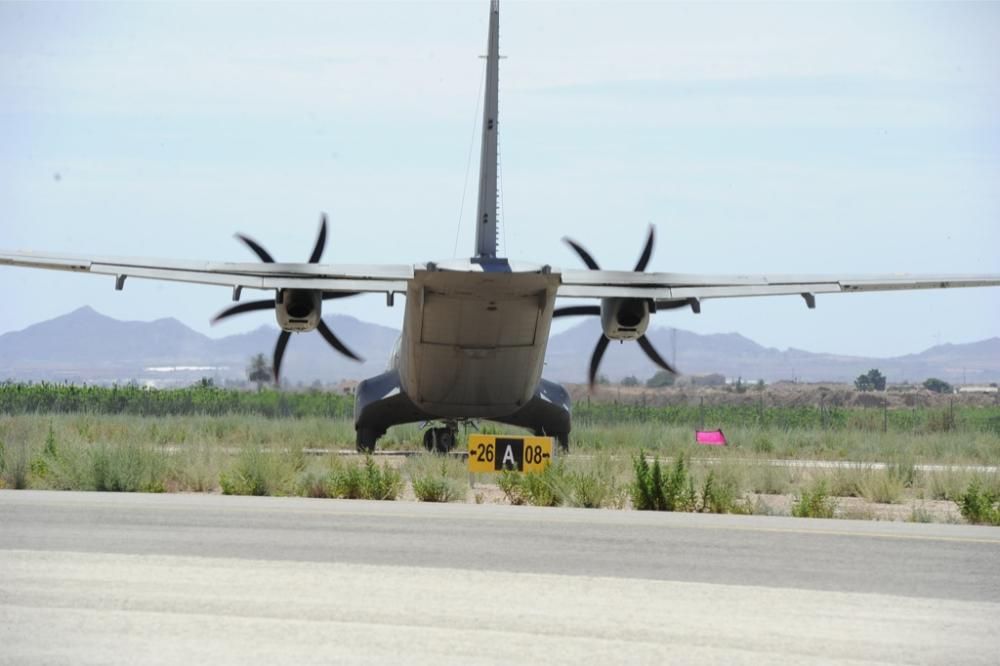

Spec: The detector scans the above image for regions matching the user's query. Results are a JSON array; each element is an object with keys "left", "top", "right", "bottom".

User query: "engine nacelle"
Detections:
[
  {"left": 275, "top": 289, "right": 322, "bottom": 332},
  {"left": 600, "top": 298, "right": 650, "bottom": 341}
]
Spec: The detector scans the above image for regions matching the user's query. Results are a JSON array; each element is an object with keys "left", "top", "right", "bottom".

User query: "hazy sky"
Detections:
[{"left": 1, "top": 1, "right": 998, "bottom": 359}]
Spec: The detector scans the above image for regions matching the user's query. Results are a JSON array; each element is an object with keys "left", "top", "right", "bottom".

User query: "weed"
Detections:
[
  {"left": 328, "top": 463, "right": 366, "bottom": 499},
  {"left": 631, "top": 452, "right": 696, "bottom": 511},
  {"left": 362, "top": 457, "right": 402, "bottom": 500},
  {"left": 908, "top": 504, "right": 934, "bottom": 523},
  {"left": 792, "top": 481, "right": 836, "bottom": 519},
  {"left": 564, "top": 456, "right": 625, "bottom": 509},
  {"left": 523, "top": 464, "right": 567, "bottom": 506},
  {"left": 323, "top": 457, "right": 401, "bottom": 500},
  {"left": 405, "top": 455, "right": 467, "bottom": 503},
  {"left": 747, "top": 463, "right": 796, "bottom": 495},
  {"left": 855, "top": 468, "right": 906, "bottom": 504},
  {"left": 959, "top": 480, "right": 1000, "bottom": 526},
  {"left": 497, "top": 464, "right": 567, "bottom": 507},
  {"left": 298, "top": 469, "right": 333, "bottom": 498},
  {"left": 220, "top": 445, "right": 286, "bottom": 496},
  {"left": 498, "top": 470, "right": 527, "bottom": 505},
  {"left": 89, "top": 442, "right": 166, "bottom": 493},
  {"left": 2, "top": 439, "right": 31, "bottom": 489},
  {"left": 751, "top": 435, "right": 774, "bottom": 454},
  {"left": 699, "top": 470, "right": 749, "bottom": 514}
]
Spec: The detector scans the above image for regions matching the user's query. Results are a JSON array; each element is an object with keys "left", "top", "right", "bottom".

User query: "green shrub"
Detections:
[
  {"left": 498, "top": 470, "right": 527, "bottom": 505},
  {"left": 564, "top": 456, "right": 625, "bottom": 509},
  {"left": 631, "top": 453, "right": 695, "bottom": 511},
  {"left": 413, "top": 476, "right": 462, "bottom": 502},
  {"left": 361, "top": 457, "right": 401, "bottom": 500},
  {"left": 324, "top": 457, "right": 401, "bottom": 501},
  {"left": 328, "top": 463, "right": 366, "bottom": 499},
  {"left": 89, "top": 442, "right": 166, "bottom": 493},
  {"left": 497, "top": 464, "right": 567, "bottom": 507},
  {"left": 792, "top": 481, "right": 836, "bottom": 519},
  {"left": 220, "top": 445, "right": 284, "bottom": 496},
  {"left": 959, "top": 481, "right": 1000, "bottom": 526},
  {"left": 521, "top": 465, "right": 565, "bottom": 507},
  {"left": 631, "top": 455, "right": 654, "bottom": 510},
  {"left": 699, "top": 470, "right": 748, "bottom": 514},
  {"left": 406, "top": 455, "right": 467, "bottom": 503}
]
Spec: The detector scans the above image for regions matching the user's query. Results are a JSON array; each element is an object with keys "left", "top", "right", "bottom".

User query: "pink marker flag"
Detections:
[{"left": 695, "top": 429, "right": 728, "bottom": 446}]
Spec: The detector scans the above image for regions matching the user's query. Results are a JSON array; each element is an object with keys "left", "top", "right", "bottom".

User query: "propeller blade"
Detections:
[
  {"left": 553, "top": 305, "right": 601, "bottom": 318},
  {"left": 637, "top": 334, "right": 677, "bottom": 375},
  {"left": 211, "top": 299, "right": 275, "bottom": 324},
  {"left": 588, "top": 335, "right": 611, "bottom": 389},
  {"left": 633, "top": 225, "right": 655, "bottom": 272},
  {"left": 235, "top": 234, "right": 275, "bottom": 263},
  {"left": 317, "top": 320, "right": 363, "bottom": 362},
  {"left": 322, "top": 291, "right": 360, "bottom": 300},
  {"left": 308, "top": 214, "right": 328, "bottom": 264},
  {"left": 272, "top": 330, "right": 291, "bottom": 384},
  {"left": 563, "top": 237, "right": 601, "bottom": 270}
]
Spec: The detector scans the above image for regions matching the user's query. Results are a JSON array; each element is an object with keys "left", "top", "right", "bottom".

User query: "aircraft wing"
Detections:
[
  {"left": 556, "top": 269, "right": 1000, "bottom": 304},
  {"left": 3, "top": 250, "right": 999, "bottom": 305},
  {"left": 0, "top": 251, "right": 413, "bottom": 295}
]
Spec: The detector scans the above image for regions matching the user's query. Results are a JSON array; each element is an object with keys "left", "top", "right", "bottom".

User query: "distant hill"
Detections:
[
  {"left": 0, "top": 306, "right": 397, "bottom": 386},
  {"left": 545, "top": 321, "right": 1000, "bottom": 384},
  {"left": 0, "top": 306, "right": 997, "bottom": 385}
]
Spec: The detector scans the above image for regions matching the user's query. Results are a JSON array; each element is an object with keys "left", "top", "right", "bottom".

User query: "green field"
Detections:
[{"left": 1, "top": 383, "right": 998, "bottom": 524}]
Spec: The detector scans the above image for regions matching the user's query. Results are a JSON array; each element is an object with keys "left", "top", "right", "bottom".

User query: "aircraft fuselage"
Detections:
[{"left": 395, "top": 261, "right": 559, "bottom": 419}]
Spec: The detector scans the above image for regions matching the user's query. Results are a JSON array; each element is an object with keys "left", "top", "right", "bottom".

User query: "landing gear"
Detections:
[
  {"left": 554, "top": 432, "right": 569, "bottom": 453},
  {"left": 422, "top": 426, "right": 458, "bottom": 454},
  {"left": 356, "top": 427, "right": 379, "bottom": 454},
  {"left": 533, "top": 429, "right": 569, "bottom": 453}
]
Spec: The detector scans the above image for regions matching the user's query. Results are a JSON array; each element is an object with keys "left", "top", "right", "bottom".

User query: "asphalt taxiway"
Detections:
[{"left": 2, "top": 490, "right": 998, "bottom": 664}]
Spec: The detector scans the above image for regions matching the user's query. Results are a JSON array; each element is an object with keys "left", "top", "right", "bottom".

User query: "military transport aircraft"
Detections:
[{"left": 2, "top": 1, "right": 999, "bottom": 453}]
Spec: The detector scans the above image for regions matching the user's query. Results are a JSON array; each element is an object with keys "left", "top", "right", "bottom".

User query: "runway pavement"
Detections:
[{"left": 2, "top": 490, "right": 999, "bottom": 664}]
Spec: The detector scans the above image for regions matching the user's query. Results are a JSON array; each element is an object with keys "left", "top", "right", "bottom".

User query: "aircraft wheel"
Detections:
[
  {"left": 422, "top": 429, "right": 436, "bottom": 452},
  {"left": 423, "top": 427, "right": 456, "bottom": 454},
  {"left": 434, "top": 428, "right": 456, "bottom": 454}
]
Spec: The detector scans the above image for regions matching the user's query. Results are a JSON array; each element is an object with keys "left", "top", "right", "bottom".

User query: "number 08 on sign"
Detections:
[{"left": 467, "top": 435, "right": 553, "bottom": 473}]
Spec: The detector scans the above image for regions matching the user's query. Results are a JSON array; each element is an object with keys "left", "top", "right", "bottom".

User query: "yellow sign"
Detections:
[{"left": 467, "top": 434, "right": 553, "bottom": 473}]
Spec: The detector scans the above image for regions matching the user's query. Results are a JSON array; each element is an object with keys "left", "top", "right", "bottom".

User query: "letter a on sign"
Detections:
[{"left": 494, "top": 438, "right": 524, "bottom": 471}]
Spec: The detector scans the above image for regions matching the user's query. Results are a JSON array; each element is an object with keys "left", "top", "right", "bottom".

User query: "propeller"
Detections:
[
  {"left": 555, "top": 226, "right": 677, "bottom": 389},
  {"left": 212, "top": 214, "right": 362, "bottom": 384}
]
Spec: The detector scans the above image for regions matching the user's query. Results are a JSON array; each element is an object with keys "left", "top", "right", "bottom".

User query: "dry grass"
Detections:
[{"left": 3, "top": 413, "right": 998, "bottom": 524}]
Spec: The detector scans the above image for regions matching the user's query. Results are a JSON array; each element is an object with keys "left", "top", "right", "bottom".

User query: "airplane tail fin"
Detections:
[{"left": 473, "top": 1, "right": 500, "bottom": 259}]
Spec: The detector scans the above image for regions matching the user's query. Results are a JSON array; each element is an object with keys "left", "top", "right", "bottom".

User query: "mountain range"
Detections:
[{"left": 1, "top": 306, "right": 997, "bottom": 386}]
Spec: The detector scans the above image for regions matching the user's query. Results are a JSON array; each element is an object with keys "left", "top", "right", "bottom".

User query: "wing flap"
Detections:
[{"left": 556, "top": 269, "right": 1000, "bottom": 300}]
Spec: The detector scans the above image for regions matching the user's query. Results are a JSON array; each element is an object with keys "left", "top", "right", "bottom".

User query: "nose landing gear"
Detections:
[{"left": 422, "top": 425, "right": 458, "bottom": 454}]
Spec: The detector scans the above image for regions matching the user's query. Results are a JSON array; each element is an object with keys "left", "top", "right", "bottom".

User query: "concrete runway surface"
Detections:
[{"left": 2, "top": 490, "right": 999, "bottom": 665}]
